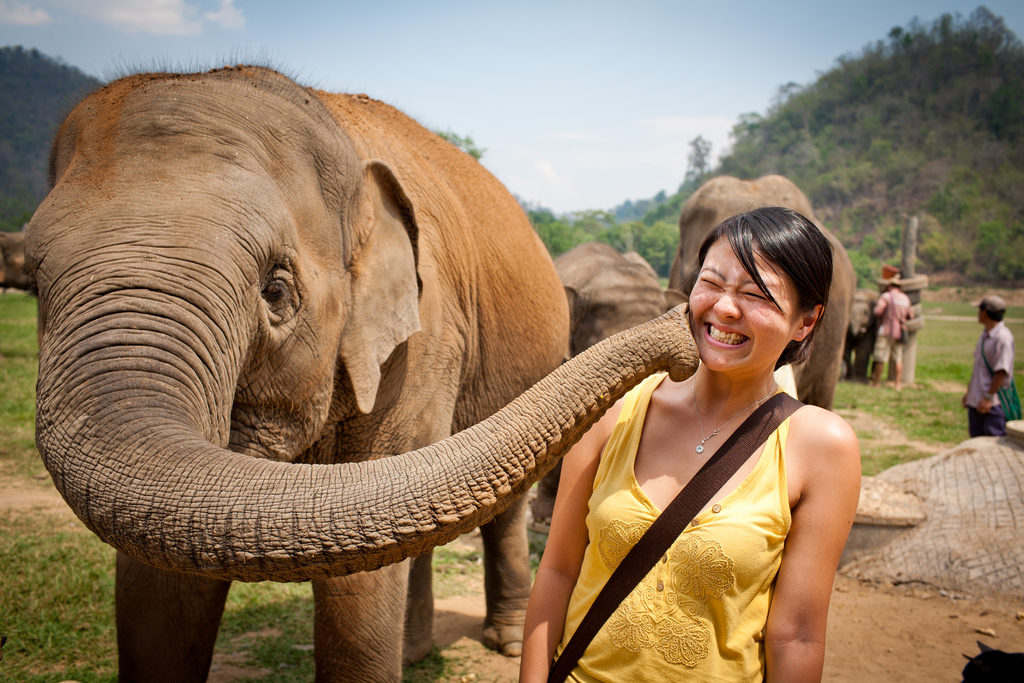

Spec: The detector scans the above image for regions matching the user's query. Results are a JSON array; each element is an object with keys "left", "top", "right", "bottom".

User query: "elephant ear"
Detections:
[
  {"left": 663, "top": 287, "right": 687, "bottom": 312},
  {"left": 341, "top": 159, "right": 422, "bottom": 414}
]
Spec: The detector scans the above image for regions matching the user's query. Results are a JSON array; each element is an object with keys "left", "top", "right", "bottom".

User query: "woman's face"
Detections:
[{"left": 688, "top": 237, "right": 820, "bottom": 378}]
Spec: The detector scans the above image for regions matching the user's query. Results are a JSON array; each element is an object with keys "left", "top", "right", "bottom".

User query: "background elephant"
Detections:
[
  {"left": 529, "top": 242, "right": 686, "bottom": 528},
  {"left": 26, "top": 66, "right": 583, "bottom": 682},
  {"left": 844, "top": 288, "right": 879, "bottom": 381},
  {"left": 558, "top": 242, "right": 686, "bottom": 357},
  {"left": 668, "top": 174, "right": 856, "bottom": 409},
  {"left": 0, "top": 229, "right": 30, "bottom": 291}
]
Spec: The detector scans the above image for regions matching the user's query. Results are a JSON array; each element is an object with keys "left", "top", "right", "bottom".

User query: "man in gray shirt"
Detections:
[{"left": 963, "top": 295, "right": 1016, "bottom": 436}]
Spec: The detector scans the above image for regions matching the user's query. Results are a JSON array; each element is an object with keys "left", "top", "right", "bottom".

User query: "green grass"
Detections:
[
  {"left": 432, "top": 545, "right": 484, "bottom": 598},
  {"left": 0, "top": 292, "right": 42, "bottom": 482},
  {"left": 832, "top": 299, "right": 1024, "bottom": 475},
  {"left": 2, "top": 290, "right": 1022, "bottom": 680},
  {"left": 0, "top": 512, "right": 118, "bottom": 682}
]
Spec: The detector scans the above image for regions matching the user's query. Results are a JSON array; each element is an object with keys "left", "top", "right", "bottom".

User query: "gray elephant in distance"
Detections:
[
  {"left": 530, "top": 242, "right": 686, "bottom": 527},
  {"left": 24, "top": 65, "right": 602, "bottom": 683},
  {"left": 558, "top": 242, "right": 686, "bottom": 357},
  {"left": 668, "top": 175, "right": 855, "bottom": 409},
  {"left": 0, "top": 229, "right": 30, "bottom": 291},
  {"left": 844, "top": 288, "right": 879, "bottom": 381}
]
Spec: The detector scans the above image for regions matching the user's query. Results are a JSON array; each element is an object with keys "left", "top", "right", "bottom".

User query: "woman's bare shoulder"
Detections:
[
  {"left": 789, "top": 404, "right": 856, "bottom": 442},
  {"left": 786, "top": 404, "right": 860, "bottom": 471}
]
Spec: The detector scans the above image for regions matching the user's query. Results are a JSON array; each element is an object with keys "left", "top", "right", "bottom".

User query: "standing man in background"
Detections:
[
  {"left": 871, "top": 278, "right": 912, "bottom": 390},
  {"left": 963, "top": 295, "right": 1016, "bottom": 437}
]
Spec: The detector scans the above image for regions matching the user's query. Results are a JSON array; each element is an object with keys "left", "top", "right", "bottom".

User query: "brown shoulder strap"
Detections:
[{"left": 548, "top": 392, "right": 803, "bottom": 682}]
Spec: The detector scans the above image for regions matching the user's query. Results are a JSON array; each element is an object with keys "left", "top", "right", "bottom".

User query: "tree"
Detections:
[
  {"left": 686, "top": 135, "right": 712, "bottom": 183},
  {"left": 434, "top": 130, "right": 485, "bottom": 160}
]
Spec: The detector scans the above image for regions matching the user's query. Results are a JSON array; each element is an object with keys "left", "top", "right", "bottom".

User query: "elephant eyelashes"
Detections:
[{"left": 261, "top": 267, "right": 298, "bottom": 325}]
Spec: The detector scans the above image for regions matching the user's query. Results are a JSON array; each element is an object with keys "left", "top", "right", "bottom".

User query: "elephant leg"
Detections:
[
  {"left": 480, "top": 494, "right": 531, "bottom": 657},
  {"left": 403, "top": 551, "right": 434, "bottom": 665},
  {"left": 115, "top": 551, "right": 230, "bottom": 683},
  {"left": 312, "top": 561, "right": 408, "bottom": 683},
  {"left": 530, "top": 461, "right": 561, "bottom": 529},
  {"left": 853, "top": 337, "right": 873, "bottom": 380}
]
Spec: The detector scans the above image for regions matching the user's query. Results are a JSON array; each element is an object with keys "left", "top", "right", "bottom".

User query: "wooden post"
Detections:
[
  {"left": 901, "top": 215, "right": 918, "bottom": 278},
  {"left": 898, "top": 215, "right": 926, "bottom": 386}
]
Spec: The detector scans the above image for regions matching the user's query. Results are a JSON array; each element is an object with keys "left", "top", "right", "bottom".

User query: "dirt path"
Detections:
[
  {"left": 428, "top": 575, "right": 1024, "bottom": 682},
  {"left": 9, "top": 473, "right": 1024, "bottom": 681},
  {"left": 427, "top": 528, "right": 1024, "bottom": 683}
]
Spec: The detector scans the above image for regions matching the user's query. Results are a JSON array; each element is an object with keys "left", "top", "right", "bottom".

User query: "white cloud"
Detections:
[
  {"left": 492, "top": 155, "right": 578, "bottom": 211},
  {"left": 490, "top": 114, "right": 746, "bottom": 212},
  {"left": 547, "top": 130, "right": 604, "bottom": 143},
  {"left": 638, "top": 115, "right": 735, "bottom": 162},
  {"left": 38, "top": 0, "right": 245, "bottom": 36},
  {"left": 204, "top": 0, "right": 243, "bottom": 31},
  {"left": 81, "top": 0, "right": 202, "bottom": 36},
  {"left": 0, "top": 1, "right": 52, "bottom": 25}
]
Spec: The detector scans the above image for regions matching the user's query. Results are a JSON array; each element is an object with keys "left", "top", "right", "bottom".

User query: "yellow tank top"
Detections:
[{"left": 556, "top": 372, "right": 792, "bottom": 682}]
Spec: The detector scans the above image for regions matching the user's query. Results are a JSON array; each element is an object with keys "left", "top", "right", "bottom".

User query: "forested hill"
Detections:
[
  {"left": 718, "top": 6, "right": 1024, "bottom": 283},
  {"left": 0, "top": 46, "right": 102, "bottom": 231},
  {"left": 531, "top": 6, "right": 1024, "bottom": 285}
]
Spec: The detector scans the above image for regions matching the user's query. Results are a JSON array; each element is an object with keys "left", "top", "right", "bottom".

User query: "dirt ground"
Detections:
[
  {"left": 7, "top": 416, "right": 1024, "bottom": 682},
  {"left": 426, "top": 528, "right": 1024, "bottom": 683},
  {"left": 427, "top": 577, "right": 1024, "bottom": 683}
]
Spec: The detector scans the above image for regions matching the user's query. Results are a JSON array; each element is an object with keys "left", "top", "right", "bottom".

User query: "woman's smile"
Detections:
[{"left": 707, "top": 323, "right": 748, "bottom": 346}]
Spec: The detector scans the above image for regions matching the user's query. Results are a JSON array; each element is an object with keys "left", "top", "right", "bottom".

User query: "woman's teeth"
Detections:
[{"left": 708, "top": 325, "right": 747, "bottom": 345}]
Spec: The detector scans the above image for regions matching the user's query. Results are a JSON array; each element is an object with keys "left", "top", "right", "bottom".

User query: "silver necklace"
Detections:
[{"left": 691, "top": 378, "right": 777, "bottom": 454}]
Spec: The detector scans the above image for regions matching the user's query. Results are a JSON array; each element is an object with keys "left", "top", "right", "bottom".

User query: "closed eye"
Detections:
[{"left": 698, "top": 276, "right": 724, "bottom": 290}]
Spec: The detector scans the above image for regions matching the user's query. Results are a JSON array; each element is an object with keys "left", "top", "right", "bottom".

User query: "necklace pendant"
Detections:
[{"left": 695, "top": 444, "right": 704, "bottom": 454}]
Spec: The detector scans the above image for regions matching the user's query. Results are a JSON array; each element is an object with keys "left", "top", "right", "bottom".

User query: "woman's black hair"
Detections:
[{"left": 695, "top": 206, "right": 833, "bottom": 368}]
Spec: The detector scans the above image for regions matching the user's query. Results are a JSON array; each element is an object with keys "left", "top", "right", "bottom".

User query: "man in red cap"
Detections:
[{"left": 963, "top": 294, "right": 1016, "bottom": 436}]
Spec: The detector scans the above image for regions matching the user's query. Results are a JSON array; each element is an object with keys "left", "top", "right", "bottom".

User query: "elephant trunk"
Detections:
[{"left": 38, "top": 297, "right": 696, "bottom": 582}]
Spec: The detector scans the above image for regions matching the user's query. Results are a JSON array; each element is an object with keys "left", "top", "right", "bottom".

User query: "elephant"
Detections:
[
  {"left": 558, "top": 242, "right": 686, "bottom": 357},
  {"left": 0, "top": 229, "right": 30, "bottom": 291},
  {"left": 668, "top": 174, "right": 855, "bottom": 409},
  {"left": 844, "top": 288, "right": 879, "bottom": 381},
  {"left": 529, "top": 242, "right": 686, "bottom": 528},
  {"left": 19, "top": 65, "right": 635, "bottom": 682}
]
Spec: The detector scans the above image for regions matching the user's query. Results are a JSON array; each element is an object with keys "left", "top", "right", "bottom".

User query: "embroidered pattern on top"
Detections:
[{"left": 598, "top": 519, "right": 735, "bottom": 668}]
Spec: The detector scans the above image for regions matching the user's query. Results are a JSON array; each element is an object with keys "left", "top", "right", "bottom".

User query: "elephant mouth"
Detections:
[{"left": 227, "top": 394, "right": 334, "bottom": 463}]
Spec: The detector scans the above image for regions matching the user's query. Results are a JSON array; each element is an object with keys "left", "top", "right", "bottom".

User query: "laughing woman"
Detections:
[{"left": 521, "top": 207, "right": 860, "bottom": 682}]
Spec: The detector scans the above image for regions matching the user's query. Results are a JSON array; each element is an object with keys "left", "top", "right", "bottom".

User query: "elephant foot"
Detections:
[
  {"left": 482, "top": 623, "right": 523, "bottom": 657},
  {"left": 402, "top": 637, "right": 433, "bottom": 667}
]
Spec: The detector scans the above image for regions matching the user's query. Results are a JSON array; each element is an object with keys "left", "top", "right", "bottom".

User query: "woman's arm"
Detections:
[
  {"left": 765, "top": 407, "right": 861, "bottom": 682},
  {"left": 519, "top": 402, "right": 620, "bottom": 683}
]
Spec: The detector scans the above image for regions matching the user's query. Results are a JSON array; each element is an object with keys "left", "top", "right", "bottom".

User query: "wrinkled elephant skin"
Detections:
[
  {"left": 668, "top": 175, "right": 856, "bottom": 409},
  {"left": 532, "top": 242, "right": 686, "bottom": 527},
  {"left": 25, "top": 66, "right": 595, "bottom": 682}
]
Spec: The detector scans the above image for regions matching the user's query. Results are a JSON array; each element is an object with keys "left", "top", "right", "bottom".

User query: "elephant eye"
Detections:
[
  {"left": 263, "top": 280, "right": 287, "bottom": 303},
  {"left": 261, "top": 266, "right": 297, "bottom": 325}
]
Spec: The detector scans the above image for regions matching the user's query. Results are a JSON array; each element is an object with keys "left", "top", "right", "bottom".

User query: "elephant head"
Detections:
[
  {"left": 0, "top": 229, "right": 30, "bottom": 291},
  {"left": 849, "top": 289, "right": 879, "bottom": 338},
  {"left": 558, "top": 242, "right": 686, "bottom": 356},
  {"left": 27, "top": 66, "right": 699, "bottom": 582},
  {"left": 844, "top": 288, "right": 880, "bottom": 380}
]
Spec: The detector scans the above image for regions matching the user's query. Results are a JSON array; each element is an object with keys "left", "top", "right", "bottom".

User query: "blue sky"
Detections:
[{"left": 2, "top": 1, "right": 1022, "bottom": 214}]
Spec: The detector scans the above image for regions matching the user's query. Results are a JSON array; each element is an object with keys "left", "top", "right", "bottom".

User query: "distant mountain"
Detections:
[
  {"left": 614, "top": 6, "right": 1024, "bottom": 285},
  {"left": 0, "top": 45, "right": 102, "bottom": 230}
]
